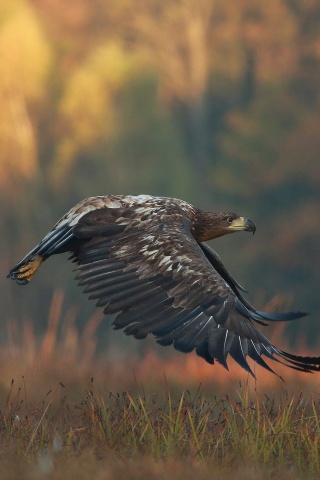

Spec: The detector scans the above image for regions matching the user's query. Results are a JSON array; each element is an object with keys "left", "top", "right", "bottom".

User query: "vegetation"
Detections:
[
  {"left": 1, "top": 380, "right": 320, "bottom": 479},
  {"left": 1, "top": 308, "right": 320, "bottom": 479},
  {"left": 1, "top": 3, "right": 320, "bottom": 475}
]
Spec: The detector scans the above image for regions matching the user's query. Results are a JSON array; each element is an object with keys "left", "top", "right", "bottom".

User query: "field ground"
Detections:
[{"left": 1, "top": 306, "right": 320, "bottom": 479}]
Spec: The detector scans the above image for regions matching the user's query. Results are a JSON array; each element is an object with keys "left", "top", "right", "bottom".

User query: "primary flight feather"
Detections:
[{"left": 7, "top": 194, "right": 320, "bottom": 378}]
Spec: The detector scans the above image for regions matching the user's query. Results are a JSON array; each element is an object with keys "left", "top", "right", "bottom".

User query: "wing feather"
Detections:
[
  {"left": 10, "top": 195, "right": 318, "bottom": 377},
  {"left": 69, "top": 204, "right": 320, "bottom": 376},
  {"left": 200, "top": 242, "right": 307, "bottom": 322}
]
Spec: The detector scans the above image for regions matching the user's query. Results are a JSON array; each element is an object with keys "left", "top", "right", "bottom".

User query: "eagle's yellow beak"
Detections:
[{"left": 228, "top": 217, "right": 256, "bottom": 234}]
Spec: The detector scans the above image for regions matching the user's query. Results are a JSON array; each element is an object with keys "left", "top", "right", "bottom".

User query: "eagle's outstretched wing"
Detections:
[
  {"left": 7, "top": 195, "right": 319, "bottom": 377},
  {"left": 70, "top": 205, "right": 318, "bottom": 378}
]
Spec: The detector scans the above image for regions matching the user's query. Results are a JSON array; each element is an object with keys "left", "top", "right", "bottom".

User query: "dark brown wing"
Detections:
[
  {"left": 199, "top": 243, "right": 307, "bottom": 323},
  {"left": 71, "top": 205, "right": 320, "bottom": 377}
]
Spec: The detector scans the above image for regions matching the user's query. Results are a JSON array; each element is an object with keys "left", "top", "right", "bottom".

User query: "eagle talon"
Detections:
[
  {"left": 18, "top": 264, "right": 32, "bottom": 273},
  {"left": 17, "top": 256, "right": 43, "bottom": 282},
  {"left": 17, "top": 271, "right": 32, "bottom": 281}
]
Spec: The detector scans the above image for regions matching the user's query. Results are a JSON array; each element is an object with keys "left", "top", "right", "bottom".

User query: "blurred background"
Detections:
[{"left": 2, "top": 0, "right": 320, "bottom": 358}]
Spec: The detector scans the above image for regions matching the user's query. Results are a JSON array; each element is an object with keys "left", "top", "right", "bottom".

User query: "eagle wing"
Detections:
[
  {"left": 69, "top": 203, "right": 319, "bottom": 377},
  {"left": 8, "top": 195, "right": 320, "bottom": 377},
  {"left": 199, "top": 243, "right": 307, "bottom": 323}
]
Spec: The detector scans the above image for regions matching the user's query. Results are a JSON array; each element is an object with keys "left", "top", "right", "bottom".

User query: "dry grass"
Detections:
[
  {"left": 1, "top": 377, "right": 320, "bottom": 480},
  {"left": 1, "top": 292, "right": 320, "bottom": 479}
]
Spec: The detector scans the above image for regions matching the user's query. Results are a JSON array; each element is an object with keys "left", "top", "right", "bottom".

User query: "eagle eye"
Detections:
[{"left": 226, "top": 216, "right": 235, "bottom": 224}]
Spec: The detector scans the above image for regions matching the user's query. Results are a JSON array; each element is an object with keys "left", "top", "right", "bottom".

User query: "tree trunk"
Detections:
[{"left": 187, "top": 95, "right": 211, "bottom": 208}]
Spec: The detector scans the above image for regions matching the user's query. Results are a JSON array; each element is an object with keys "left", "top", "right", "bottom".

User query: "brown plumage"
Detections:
[{"left": 7, "top": 194, "right": 320, "bottom": 378}]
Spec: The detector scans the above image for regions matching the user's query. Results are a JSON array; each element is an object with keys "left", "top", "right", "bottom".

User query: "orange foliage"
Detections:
[{"left": 2, "top": 291, "right": 319, "bottom": 402}]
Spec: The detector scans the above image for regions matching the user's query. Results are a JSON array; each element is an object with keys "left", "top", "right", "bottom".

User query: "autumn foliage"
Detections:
[{"left": 1, "top": 0, "right": 320, "bottom": 377}]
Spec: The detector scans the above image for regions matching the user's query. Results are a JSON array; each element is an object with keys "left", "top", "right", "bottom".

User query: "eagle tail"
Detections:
[{"left": 7, "top": 225, "right": 73, "bottom": 285}]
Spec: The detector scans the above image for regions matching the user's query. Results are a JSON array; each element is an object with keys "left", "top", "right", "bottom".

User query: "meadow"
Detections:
[
  {"left": 2, "top": 2, "right": 320, "bottom": 478},
  {"left": 1, "top": 294, "right": 320, "bottom": 480}
]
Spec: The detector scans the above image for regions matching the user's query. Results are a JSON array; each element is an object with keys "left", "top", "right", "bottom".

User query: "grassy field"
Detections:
[{"left": 1, "top": 296, "right": 320, "bottom": 479}]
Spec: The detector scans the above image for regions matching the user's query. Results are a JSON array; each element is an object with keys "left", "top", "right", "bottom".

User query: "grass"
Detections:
[
  {"left": 1, "top": 292, "right": 320, "bottom": 479},
  {"left": 1, "top": 378, "right": 320, "bottom": 479}
]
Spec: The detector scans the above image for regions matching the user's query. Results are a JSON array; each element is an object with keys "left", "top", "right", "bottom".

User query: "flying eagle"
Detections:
[{"left": 7, "top": 195, "right": 320, "bottom": 377}]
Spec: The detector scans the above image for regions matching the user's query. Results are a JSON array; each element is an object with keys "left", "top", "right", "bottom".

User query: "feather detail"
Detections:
[{"left": 7, "top": 193, "right": 318, "bottom": 378}]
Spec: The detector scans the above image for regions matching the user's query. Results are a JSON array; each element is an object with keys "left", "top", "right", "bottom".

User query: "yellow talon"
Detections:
[
  {"left": 19, "top": 264, "right": 31, "bottom": 273},
  {"left": 17, "top": 255, "right": 43, "bottom": 282}
]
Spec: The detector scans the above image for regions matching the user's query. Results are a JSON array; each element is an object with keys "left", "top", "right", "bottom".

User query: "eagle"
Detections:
[{"left": 7, "top": 194, "right": 320, "bottom": 377}]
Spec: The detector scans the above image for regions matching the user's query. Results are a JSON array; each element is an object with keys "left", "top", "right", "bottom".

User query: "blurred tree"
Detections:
[
  {"left": 48, "top": 42, "right": 192, "bottom": 200},
  {"left": 50, "top": 43, "right": 141, "bottom": 183},
  {"left": 122, "top": 0, "right": 216, "bottom": 205},
  {"left": 0, "top": 0, "right": 52, "bottom": 192},
  {"left": 211, "top": 0, "right": 320, "bottom": 322},
  {"left": 2, "top": 0, "right": 320, "bottom": 346},
  {"left": 116, "top": 0, "right": 300, "bottom": 206}
]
